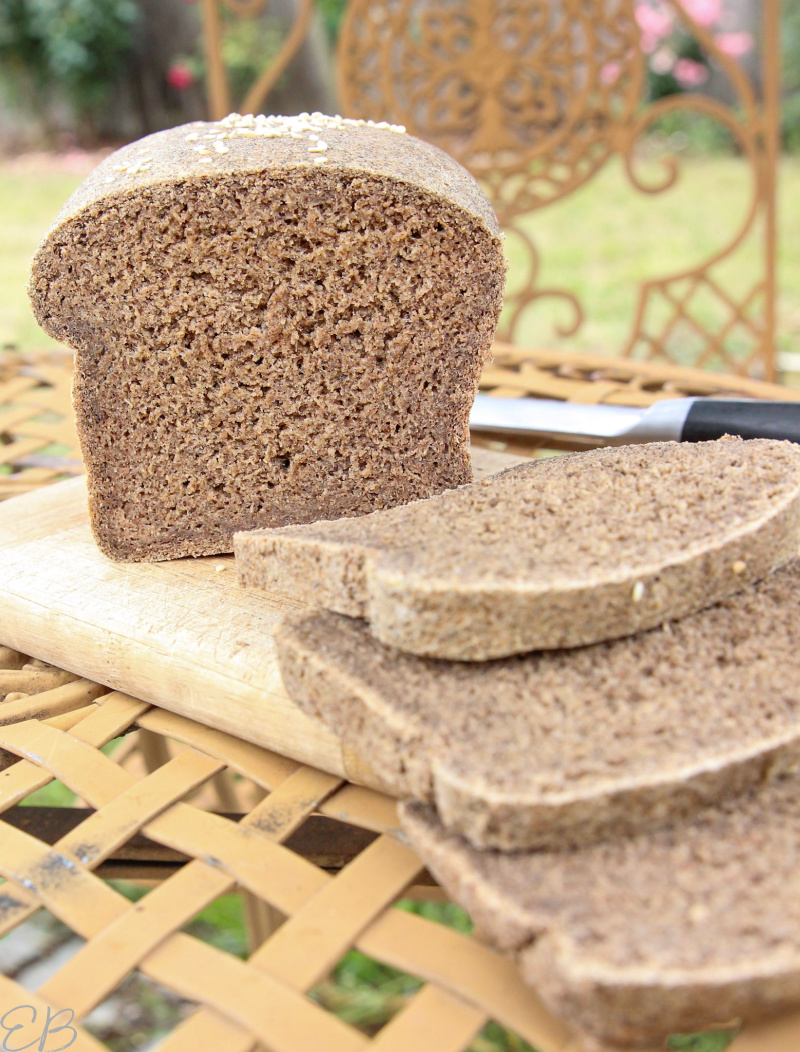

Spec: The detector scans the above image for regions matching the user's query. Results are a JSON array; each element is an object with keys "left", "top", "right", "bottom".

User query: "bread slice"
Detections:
[
  {"left": 275, "top": 560, "right": 800, "bottom": 850},
  {"left": 28, "top": 112, "right": 504, "bottom": 561},
  {"left": 238, "top": 438, "right": 800, "bottom": 659},
  {"left": 401, "top": 790, "right": 800, "bottom": 1049}
]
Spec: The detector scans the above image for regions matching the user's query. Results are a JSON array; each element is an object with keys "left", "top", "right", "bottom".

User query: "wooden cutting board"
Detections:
[{"left": 0, "top": 448, "right": 522, "bottom": 788}]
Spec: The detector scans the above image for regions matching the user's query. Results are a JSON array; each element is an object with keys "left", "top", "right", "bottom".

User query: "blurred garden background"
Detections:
[{"left": 1, "top": 1, "right": 799, "bottom": 1050}]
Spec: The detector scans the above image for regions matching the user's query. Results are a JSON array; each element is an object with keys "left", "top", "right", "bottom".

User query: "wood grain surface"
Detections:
[{"left": 0, "top": 448, "right": 524, "bottom": 786}]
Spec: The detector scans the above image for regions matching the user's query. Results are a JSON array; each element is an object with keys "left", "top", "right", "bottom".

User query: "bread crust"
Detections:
[
  {"left": 239, "top": 438, "right": 800, "bottom": 657},
  {"left": 29, "top": 114, "right": 504, "bottom": 561},
  {"left": 401, "top": 794, "right": 800, "bottom": 1048},
  {"left": 275, "top": 559, "right": 800, "bottom": 849}
]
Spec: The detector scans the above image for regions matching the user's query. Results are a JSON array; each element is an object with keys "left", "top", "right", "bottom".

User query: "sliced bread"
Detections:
[
  {"left": 29, "top": 113, "right": 504, "bottom": 561},
  {"left": 275, "top": 560, "right": 800, "bottom": 850},
  {"left": 401, "top": 789, "right": 800, "bottom": 1049},
  {"left": 238, "top": 438, "right": 800, "bottom": 658}
]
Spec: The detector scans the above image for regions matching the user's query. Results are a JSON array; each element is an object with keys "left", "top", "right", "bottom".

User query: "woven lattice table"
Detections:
[
  {"left": 2, "top": 348, "right": 800, "bottom": 1052},
  {"left": 0, "top": 659, "right": 585, "bottom": 1052},
  {"left": 2, "top": 344, "right": 795, "bottom": 502},
  {"left": 0, "top": 350, "right": 83, "bottom": 500}
]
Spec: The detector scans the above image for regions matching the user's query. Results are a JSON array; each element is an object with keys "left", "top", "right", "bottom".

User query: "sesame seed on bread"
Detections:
[{"left": 29, "top": 112, "right": 505, "bottom": 561}]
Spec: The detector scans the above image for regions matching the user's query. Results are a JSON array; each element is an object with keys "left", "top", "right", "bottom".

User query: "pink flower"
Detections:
[
  {"left": 714, "top": 31, "right": 754, "bottom": 57},
  {"left": 681, "top": 0, "right": 722, "bottom": 28},
  {"left": 650, "top": 46, "right": 676, "bottom": 74},
  {"left": 635, "top": 2, "right": 674, "bottom": 52},
  {"left": 674, "top": 57, "right": 710, "bottom": 86},
  {"left": 601, "top": 61, "right": 621, "bottom": 84},
  {"left": 167, "top": 64, "right": 195, "bottom": 90}
]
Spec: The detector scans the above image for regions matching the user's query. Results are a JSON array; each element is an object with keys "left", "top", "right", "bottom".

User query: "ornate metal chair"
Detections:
[
  {"left": 335, "top": 0, "right": 780, "bottom": 380},
  {"left": 198, "top": 0, "right": 779, "bottom": 376}
]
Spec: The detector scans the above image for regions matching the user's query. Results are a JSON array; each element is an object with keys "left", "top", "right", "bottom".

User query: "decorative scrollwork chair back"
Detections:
[{"left": 337, "top": 0, "right": 780, "bottom": 380}]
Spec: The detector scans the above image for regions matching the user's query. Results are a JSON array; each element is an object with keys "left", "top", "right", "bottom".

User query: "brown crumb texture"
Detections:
[
  {"left": 275, "top": 559, "right": 800, "bottom": 849},
  {"left": 28, "top": 115, "right": 505, "bottom": 561},
  {"left": 238, "top": 438, "right": 800, "bottom": 657},
  {"left": 401, "top": 790, "right": 800, "bottom": 1048}
]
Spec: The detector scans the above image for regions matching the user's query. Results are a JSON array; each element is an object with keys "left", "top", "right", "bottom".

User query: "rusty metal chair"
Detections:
[
  {"left": 336, "top": 0, "right": 781, "bottom": 380},
  {"left": 198, "top": 0, "right": 780, "bottom": 377}
]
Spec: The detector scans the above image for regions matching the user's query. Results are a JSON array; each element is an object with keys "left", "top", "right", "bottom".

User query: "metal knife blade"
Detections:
[{"left": 468, "top": 394, "right": 800, "bottom": 445}]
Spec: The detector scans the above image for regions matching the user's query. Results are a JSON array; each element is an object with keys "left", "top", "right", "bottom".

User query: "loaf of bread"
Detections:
[
  {"left": 276, "top": 560, "right": 800, "bottom": 850},
  {"left": 401, "top": 788, "right": 800, "bottom": 1049},
  {"left": 238, "top": 437, "right": 800, "bottom": 658},
  {"left": 28, "top": 112, "right": 505, "bottom": 561}
]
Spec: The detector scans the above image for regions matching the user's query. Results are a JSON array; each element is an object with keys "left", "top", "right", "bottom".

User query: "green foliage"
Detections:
[
  {"left": 311, "top": 900, "right": 538, "bottom": 1050},
  {"left": 315, "top": 0, "right": 348, "bottom": 43},
  {"left": 19, "top": 778, "right": 76, "bottom": 806},
  {"left": 309, "top": 901, "right": 468, "bottom": 1031},
  {"left": 182, "top": 893, "right": 249, "bottom": 958},
  {"left": 471, "top": 1024, "right": 537, "bottom": 1052},
  {"left": 646, "top": 35, "right": 708, "bottom": 102},
  {"left": 312, "top": 948, "right": 424, "bottom": 1031},
  {"left": 668, "top": 1030, "right": 737, "bottom": 1051},
  {"left": 396, "top": 895, "right": 474, "bottom": 932},
  {"left": 0, "top": 0, "right": 139, "bottom": 127},
  {"left": 220, "top": 16, "right": 282, "bottom": 103},
  {"left": 109, "top": 879, "right": 150, "bottom": 903},
  {"left": 168, "top": 9, "right": 284, "bottom": 111}
]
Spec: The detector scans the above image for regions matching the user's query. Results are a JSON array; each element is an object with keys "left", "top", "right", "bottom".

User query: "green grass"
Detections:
[
  {"left": 0, "top": 166, "right": 89, "bottom": 352},
  {"left": 668, "top": 1033, "right": 737, "bottom": 1052},
  {"left": 503, "top": 154, "right": 800, "bottom": 368}
]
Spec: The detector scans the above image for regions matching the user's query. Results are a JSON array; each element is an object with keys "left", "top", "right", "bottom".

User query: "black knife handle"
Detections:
[{"left": 681, "top": 401, "right": 800, "bottom": 444}]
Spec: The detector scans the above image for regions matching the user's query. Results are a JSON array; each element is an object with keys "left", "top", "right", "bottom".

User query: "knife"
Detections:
[{"left": 469, "top": 394, "right": 800, "bottom": 446}]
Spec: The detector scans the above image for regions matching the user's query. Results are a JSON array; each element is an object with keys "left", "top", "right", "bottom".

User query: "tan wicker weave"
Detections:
[
  {"left": 0, "top": 654, "right": 585, "bottom": 1052},
  {"left": 485, "top": 342, "right": 800, "bottom": 405},
  {"left": 0, "top": 349, "right": 82, "bottom": 500},
  {"left": 1, "top": 345, "right": 796, "bottom": 502},
  {"left": 2, "top": 350, "right": 800, "bottom": 1051}
]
